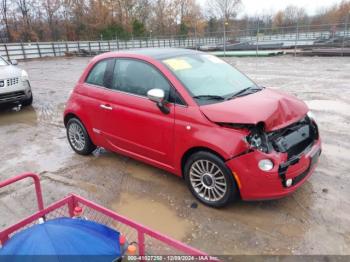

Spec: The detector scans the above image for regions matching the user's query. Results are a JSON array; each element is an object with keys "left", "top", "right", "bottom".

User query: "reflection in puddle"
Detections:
[
  {"left": 111, "top": 192, "right": 191, "bottom": 240},
  {"left": 0, "top": 106, "right": 37, "bottom": 126}
]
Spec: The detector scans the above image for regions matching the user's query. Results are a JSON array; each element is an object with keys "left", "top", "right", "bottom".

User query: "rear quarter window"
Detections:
[{"left": 85, "top": 60, "right": 109, "bottom": 86}]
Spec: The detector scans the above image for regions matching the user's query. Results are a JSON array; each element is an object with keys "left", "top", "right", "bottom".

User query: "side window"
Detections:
[
  {"left": 111, "top": 59, "right": 171, "bottom": 99},
  {"left": 86, "top": 60, "right": 109, "bottom": 86}
]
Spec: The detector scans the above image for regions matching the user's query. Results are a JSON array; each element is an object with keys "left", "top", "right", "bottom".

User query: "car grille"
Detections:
[
  {"left": 269, "top": 116, "right": 319, "bottom": 159},
  {"left": 0, "top": 91, "right": 26, "bottom": 102}
]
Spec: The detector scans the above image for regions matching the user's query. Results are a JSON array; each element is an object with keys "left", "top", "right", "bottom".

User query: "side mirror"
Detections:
[
  {"left": 11, "top": 60, "right": 18, "bottom": 65},
  {"left": 147, "top": 88, "right": 169, "bottom": 114},
  {"left": 147, "top": 88, "right": 164, "bottom": 103}
]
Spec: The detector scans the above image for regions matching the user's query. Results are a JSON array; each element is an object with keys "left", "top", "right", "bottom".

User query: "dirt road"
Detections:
[{"left": 0, "top": 55, "right": 349, "bottom": 255}]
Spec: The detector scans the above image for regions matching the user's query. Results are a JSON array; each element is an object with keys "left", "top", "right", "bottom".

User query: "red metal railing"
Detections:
[
  {"left": 0, "top": 173, "right": 211, "bottom": 259},
  {"left": 0, "top": 173, "right": 44, "bottom": 211}
]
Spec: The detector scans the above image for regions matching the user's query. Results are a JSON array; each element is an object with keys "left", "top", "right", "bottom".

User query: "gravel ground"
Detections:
[{"left": 0, "top": 55, "right": 349, "bottom": 255}]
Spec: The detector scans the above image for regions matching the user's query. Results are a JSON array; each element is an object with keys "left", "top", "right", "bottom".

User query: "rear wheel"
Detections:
[
  {"left": 67, "top": 118, "right": 96, "bottom": 155},
  {"left": 184, "top": 151, "right": 238, "bottom": 207}
]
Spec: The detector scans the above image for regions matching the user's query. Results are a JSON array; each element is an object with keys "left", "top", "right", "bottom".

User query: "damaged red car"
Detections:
[{"left": 64, "top": 48, "right": 321, "bottom": 207}]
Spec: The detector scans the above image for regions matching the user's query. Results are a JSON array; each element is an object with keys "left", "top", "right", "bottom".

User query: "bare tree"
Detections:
[
  {"left": 273, "top": 10, "right": 284, "bottom": 28},
  {"left": 70, "top": 0, "right": 87, "bottom": 40},
  {"left": 43, "top": 0, "right": 61, "bottom": 40},
  {"left": 0, "top": 0, "right": 11, "bottom": 41},
  {"left": 207, "top": 0, "right": 241, "bottom": 22},
  {"left": 115, "top": 0, "right": 137, "bottom": 31},
  {"left": 61, "top": 0, "right": 73, "bottom": 40},
  {"left": 0, "top": 0, "right": 349, "bottom": 43},
  {"left": 17, "top": 0, "right": 33, "bottom": 41},
  {"left": 176, "top": 0, "right": 202, "bottom": 33},
  {"left": 146, "top": 0, "right": 180, "bottom": 36},
  {"left": 284, "top": 5, "right": 307, "bottom": 26},
  {"left": 134, "top": 0, "right": 152, "bottom": 24}
]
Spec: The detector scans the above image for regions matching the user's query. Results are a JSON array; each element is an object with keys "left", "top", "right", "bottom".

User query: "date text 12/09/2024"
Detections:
[{"left": 127, "top": 255, "right": 219, "bottom": 261}]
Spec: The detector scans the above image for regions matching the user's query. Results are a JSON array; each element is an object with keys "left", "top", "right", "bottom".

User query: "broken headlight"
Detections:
[{"left": 246, "top": 128, "right": 269, "bottom": 153}]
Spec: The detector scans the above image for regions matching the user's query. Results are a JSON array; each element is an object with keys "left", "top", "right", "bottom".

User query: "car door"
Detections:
[
  {"left": 77, "top": 58, "right": 116, "bottom": 142},
  {"left": 98, "top": 58, "right": 176, "bottom": 170},
  {"left": 76, "top": 58, "right": 115, "bottom": 146}
]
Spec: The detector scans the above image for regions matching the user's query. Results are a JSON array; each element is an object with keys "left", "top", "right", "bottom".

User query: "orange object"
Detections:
[
  {"left": 127, "top": 244, "right": 137, "bottom": 255},
  {"left": 232, "top": 172, "right": 242, "bottom": 189}
]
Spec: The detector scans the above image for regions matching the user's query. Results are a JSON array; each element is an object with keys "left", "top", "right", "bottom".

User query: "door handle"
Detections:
[{"left": 100, "top": 104, "right": 113, "bottom": 110}]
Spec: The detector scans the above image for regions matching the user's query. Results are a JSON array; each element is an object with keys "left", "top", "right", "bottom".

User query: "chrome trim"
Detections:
[
  {"left": 100, "top": 104, "right": 113, "bottom": 110},
  {"left": 85, "top": 82, "right": 148, "bottom": 100}
]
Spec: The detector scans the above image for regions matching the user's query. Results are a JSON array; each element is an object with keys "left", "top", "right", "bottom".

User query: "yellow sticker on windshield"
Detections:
[{"left": 163, "top": 58, "right": 192, "bottom": 71}]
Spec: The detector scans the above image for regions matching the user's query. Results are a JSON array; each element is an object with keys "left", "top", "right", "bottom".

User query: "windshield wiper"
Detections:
[
  {"left": 193, "top": 95, "right": 226, "bottom": 100},
  {"left": 227, "top": 86, "right": 263, "bottom": 100}
]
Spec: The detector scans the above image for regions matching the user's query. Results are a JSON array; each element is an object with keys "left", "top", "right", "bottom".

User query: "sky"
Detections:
[{"left": 197, "top": 0, "right": 345, "bottom": 17}]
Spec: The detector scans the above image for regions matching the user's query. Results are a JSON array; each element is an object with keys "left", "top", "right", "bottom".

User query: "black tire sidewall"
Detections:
[
  {"left": 22, "top": 94, "right": 33, "bottom": 106},
  {"left": 66, "top": 118, "right": 95, "bottom": 155},
  {"left": 184, "top": 151, "right": 238, "bottom": 208}
]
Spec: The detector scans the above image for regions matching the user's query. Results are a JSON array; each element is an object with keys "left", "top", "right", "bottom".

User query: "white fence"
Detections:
[
  {"left": 0, "top": 37, "right": 220, "bottom": 61},
  {"left": 1, "top": 27, "right": 348, "bottom": 60}
]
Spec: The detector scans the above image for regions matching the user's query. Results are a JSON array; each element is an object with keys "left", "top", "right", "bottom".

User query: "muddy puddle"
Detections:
[
  {"left": 0, "top": 106, "right": 38, "bottom": 126},
  {"left": 111, "top": 192, "right": 192, "bottom": 240}
]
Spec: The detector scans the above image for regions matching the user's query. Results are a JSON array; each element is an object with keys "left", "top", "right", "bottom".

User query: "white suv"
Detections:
[{"left": 0, "top": 56, "right": 32, "bottom": 106}]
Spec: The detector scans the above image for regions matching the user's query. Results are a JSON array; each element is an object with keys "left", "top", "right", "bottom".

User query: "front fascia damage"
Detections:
[{"left": 218, "top": 115, "right": 320, "bottom": 188}]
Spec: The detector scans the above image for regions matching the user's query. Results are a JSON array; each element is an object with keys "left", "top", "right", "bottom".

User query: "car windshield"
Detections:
[
  {"left": 162, "top": 54, "right": 260, "bottom": 105},
  {"left": 0, "top": 56, "right": 8, "bottom": 66}
]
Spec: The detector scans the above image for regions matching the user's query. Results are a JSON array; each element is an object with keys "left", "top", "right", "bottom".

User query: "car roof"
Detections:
[{"left": 113, "top": 48, "right": 203, "bottom": 60}]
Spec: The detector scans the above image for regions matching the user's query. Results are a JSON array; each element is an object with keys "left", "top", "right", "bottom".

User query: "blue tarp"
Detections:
[{"left": 0, "top": 217, "right": 121, "bottom": 262}]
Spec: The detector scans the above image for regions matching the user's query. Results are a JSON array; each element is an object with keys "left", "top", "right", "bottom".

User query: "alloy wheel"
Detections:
[
  {"left": 189, "top": 159, "right": 228, "bottom": 202},
  {"left": 68, "top": 122, "right": 86, "bottom": 151}
]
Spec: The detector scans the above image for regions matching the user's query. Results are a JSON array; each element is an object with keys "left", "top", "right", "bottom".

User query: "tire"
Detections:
[
  {"left": 22, "top": 94, "right": 33, "bottom": 106},
  {"left": 66, "top": 118, "right": 96, "bottom": 155},
  {"left": 184, "top": 151, "right": 239, "bottom": 208}
]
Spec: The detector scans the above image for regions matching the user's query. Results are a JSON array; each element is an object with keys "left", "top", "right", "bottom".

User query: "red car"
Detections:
[{"left": 64, "top": 48, "right": 321, "bottom": 207}]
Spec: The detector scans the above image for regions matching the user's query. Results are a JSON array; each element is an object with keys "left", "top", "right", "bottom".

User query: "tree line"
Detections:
[{"left": 0, "top": 0, "right": 349, "bottom": 43}]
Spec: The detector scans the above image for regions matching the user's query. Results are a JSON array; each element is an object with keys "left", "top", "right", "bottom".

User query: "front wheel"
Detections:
[
  {"left": 66, "top": 118, "right": 96, "bottom": 155},
  {"left": 22, "top": 94, "right": 33, "bottom": 106},
  {"left": 184, "top": 151, "right": 239, "bottom": 208}
]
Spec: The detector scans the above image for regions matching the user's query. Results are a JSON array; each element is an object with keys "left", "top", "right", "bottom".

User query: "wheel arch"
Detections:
[
  {"left": 64, "top": 112, "right": 81, "bottom": 127},
  {"left": 64, "top": 110, "right": 99, "bottom": 148},
  {"left": 181, "top": 146, "right": 241, "bottom": 205},
  {"left": 181, "top": 146, "right": 226, "bottom": 178}
]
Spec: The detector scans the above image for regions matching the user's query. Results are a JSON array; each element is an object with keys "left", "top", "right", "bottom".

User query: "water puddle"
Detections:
[
  {"left": 0, "top": 106, "right": 38, "bottom": 126},
  {"left": 111, "top": 192, "right": 191, "bottom": 240}
]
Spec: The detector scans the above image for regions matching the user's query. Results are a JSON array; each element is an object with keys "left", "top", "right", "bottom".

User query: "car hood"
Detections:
[
  {"left": 200, "top": 88, "right": 308, "bottom": 131},
  {"left": 0, "top": 65, "right": 22, "bottom": 79}
]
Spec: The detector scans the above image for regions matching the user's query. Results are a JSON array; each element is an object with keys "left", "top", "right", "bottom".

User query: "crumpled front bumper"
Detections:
[{"left": 226, "top": 138, "right": 321, "bottom": 201}]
